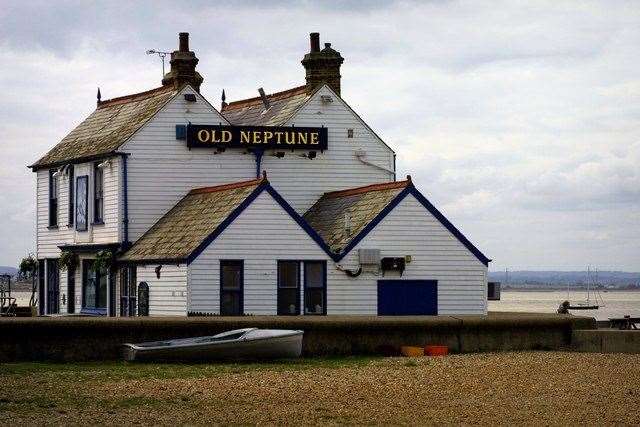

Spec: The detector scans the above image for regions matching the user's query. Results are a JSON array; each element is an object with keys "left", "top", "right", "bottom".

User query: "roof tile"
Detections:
[
  {"left": 31, "top": 85, "right": 178, "bottom": 169},
  {"left": 303, "top": 180, "right": 411, "bottom": 253}
]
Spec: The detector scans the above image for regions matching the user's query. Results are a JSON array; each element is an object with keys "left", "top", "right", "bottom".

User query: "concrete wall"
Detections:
[{"left": 0, "top": 314, "right": 596, "bottom": 362}]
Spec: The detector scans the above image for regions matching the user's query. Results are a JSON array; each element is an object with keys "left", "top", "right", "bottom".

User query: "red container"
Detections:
[{"left": 425, "top": 345, "right": 449, "bottom": 356}]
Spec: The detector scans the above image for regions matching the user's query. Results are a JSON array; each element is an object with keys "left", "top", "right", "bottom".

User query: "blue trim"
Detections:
[
  {"left": 185, "top": 182, "right": 338, "bottom": 264},
  {"left": 121, "top": 154, "right": 129, "bottom": 246},
  {"left": 265, "top": 185, "right": 339, "bottom": 260},
  {"left": 254, "top": 150, "right": 264, "bottom": 178},
  {"left": 408, "top": 186, "right": 490, "bottom": 266},
  {"left": 75, "top": 175, "right": 89, "bottom": 231},
  {"left": 336, "top": 186, "right": 413, "bottom": 260},
  {"left": 186, "top": 184, "right": 267, "bottom": 264},
  {"left": 303, "top": 260, "right": 327, "bottom": 315},
  {"left": 277, "top": 260, "right": 301, "bottom": 315},
  {"left": 334, "top": 184, "right": 490, "bottom": 266},
  {"left": 220, "top": 260, "right": 244, "bottom": 315}
]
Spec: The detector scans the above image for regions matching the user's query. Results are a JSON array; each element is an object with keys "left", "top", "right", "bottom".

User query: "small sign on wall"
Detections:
[{"left": 186, "top": 124, "right": 328, "bottom": 150}]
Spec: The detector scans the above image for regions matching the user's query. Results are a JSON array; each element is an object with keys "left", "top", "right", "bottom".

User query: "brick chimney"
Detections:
[
  {"left": 301, "top": 33, "right": 344, "bottom": 95},
  {"left": 162, "top": 32, "right": 204, "bottom": 92}
]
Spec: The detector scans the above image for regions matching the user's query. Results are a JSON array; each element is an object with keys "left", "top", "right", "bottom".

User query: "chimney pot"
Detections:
[
  {"left": 310, "top": 32, "right": 320, "bottom": 53},
  {"left": 325, "top": 43, "right": 331, "bottom": 48},
  {"left": 179, "top": 32, "right": 189, "bottom": 52}
]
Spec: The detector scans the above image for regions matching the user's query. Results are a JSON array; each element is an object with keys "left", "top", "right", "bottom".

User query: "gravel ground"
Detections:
[{"left": 1, "top": 352, "right": 639, "bottom": 425}]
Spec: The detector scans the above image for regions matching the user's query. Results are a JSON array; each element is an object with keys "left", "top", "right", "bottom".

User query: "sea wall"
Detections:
[{"left": 0, "top": 313, "right": 595, "bottom": 362}]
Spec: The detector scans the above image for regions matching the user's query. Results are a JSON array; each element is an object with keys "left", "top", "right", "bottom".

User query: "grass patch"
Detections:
[{"left": 0, "top": 356, "right": 379, "bottom": 382}]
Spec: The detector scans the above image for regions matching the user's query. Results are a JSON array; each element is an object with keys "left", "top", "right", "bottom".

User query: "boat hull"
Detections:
[{"left": 123, "top": 331, "right": 303, "bottom": 362}]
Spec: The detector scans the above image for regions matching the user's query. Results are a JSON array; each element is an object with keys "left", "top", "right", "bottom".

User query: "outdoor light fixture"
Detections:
[
  {"left": 274, "top": 151, "right": 285, "bottom": 158},
  {"left": 155, "top": 265, "right": 162, "bottom": 279},
  {"left": 97, "top": 159, "right": 112, "bottom": 169},
  {"left": 307, "top": 151, "right": 317, "bottom": 159}
]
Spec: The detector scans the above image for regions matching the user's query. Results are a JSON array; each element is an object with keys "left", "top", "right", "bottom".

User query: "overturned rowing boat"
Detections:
[{"left": 123, "top": 328, "right": 303, "bottom": 362}]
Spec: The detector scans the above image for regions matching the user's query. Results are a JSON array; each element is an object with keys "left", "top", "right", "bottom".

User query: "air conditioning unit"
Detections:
[{"left": 358, "top": 249, "right": 381, "bottom": 265}]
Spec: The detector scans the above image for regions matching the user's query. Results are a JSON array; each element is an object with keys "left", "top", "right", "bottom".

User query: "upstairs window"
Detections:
[
  {"left": 67, "top": 165, "right": 74, "bottom": 226},
  {"left": 93, "top": 163, "right": 104, "bottom": 224},
  {"left": 48, "top": 169, "right": 58, "bottom": 227},
  {"left": 75, "top": 176, "right": 88, "bottom": 231}
]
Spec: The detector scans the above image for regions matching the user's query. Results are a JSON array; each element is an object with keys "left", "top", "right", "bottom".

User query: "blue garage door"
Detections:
[{"left": 377, "top": 280, "right": 438, "bottom": 315}]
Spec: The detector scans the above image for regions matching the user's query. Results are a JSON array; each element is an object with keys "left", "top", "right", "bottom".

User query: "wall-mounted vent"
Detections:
[{"left": 358, "top": 249, "right": 381, "bottom": 265}]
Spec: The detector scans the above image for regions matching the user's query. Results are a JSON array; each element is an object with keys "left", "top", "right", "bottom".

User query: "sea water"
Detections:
[{"left": 489, "top": 290, "right": 640, "bottom": 321}]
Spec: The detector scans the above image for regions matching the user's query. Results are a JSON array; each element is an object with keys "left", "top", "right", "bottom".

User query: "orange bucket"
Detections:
[
  {"left": 425, "top": 345, "right": 449, "bottom": 356},
  {"left": 400, "top": 346, "right": 424, "bottom": 357}
]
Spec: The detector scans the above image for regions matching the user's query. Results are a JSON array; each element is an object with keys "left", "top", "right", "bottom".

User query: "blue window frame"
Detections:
[
  {"left": 303, "top": 261, "right": 327, "bottom": 315},
  {"left": 93, "top": 163, "right": 104, "bottom": 224},
  {"left": 82, "top": 259, "right": 107, "bottom": 315},
  {"left": 75, "top": 176, "right": 88, "bottom": 231},
  {"left": 48, "top": 169, "right": 58, "bottom": 227},
  {"left": 67, "top": 165, "right": 74, "bottom": 226},
  {"left": 220, "top": 260, "right": 243, "bottom": 315},
  {"left": 277, "top": 261, "right": 300, "bottom": 315}
]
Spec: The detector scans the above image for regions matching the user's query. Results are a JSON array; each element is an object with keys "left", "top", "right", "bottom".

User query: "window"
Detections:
[
  {"left": 48, "top": 169, "right": 58, "bottom": 227},
  {"left": 67, "top": 165, "right": 74, "bottom": 226},
  {"left": 82, "top": 259, "right": 107, "bottom": 314},
  {"left": 93, "top": 163, "right": 104, "bottom": 224},
  {"left": 75, "top": 176, "right": 88, "bottom": 231},
  {"left": 304, "top": 261, "right": 326, "bottom": 315},
  {"left": 120, "top": 266, "right": 137, "bottom": 317},
  {"left": 220, "top": 261, "right": 243, "bottom": 315},
  {"left": 278, "top": 261, "right": 300, "bottom": 315}
]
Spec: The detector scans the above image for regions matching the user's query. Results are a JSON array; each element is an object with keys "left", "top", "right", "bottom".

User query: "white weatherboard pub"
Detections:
[{"left": 30, "top": 33, "right": 490, "bottom": 317}]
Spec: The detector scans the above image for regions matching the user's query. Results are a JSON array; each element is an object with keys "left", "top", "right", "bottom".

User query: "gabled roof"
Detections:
[
  {"left": 30, "top": 85, "right": 179, "bottom": 170},
  {"left": 119, "top": 174, "right": 334, "bottom": 264},
  {"left": 304, "top": 180, "right": 411, "bottom": 253},
  {"left": 304, "top": 178, "right": 491, "bottom": 265},
  {"left": 220, "top": 85, "right": 311, "bottom": 126}
]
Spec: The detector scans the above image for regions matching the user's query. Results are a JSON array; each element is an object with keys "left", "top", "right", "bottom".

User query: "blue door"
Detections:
[{"left": 377, "top": 280, "right": 438, "bottom": 315}]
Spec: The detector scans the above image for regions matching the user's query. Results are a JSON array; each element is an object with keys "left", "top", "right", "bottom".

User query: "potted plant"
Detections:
[
  {"left": 92, "top": 249, "right": 114, "bottom": 272},
  {"left": 59, "top": 250, "right": 79, "bottom": 271}
]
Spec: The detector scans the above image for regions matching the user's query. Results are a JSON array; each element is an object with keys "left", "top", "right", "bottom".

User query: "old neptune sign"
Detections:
[{"left": 186, "top": 124, "right": 328, "bottom": 150}]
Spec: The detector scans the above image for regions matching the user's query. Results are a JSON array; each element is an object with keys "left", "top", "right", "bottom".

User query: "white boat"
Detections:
[{"left": 122, "top": 328, "right": 303, "bottom": 362}]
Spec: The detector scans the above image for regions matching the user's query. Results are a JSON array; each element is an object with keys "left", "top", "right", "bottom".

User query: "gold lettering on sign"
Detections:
[
  {"left": 197, "top": 129, "right": 210, "bottom": 143},
  {"left": 310, "top": 132, "right": 319, "bottom": 145},
  {"left": 252, "top": 131, "right": 262, "bottom": 144},
  {"left": 222, "top": 130, "right": 232, "bottom": 143},
  {"left": 211, "top": 131, "right": 221, "bottom": 143},
  {"left": 240, "top": 131, "right": 251, "bottom": 144},
  {"left": 264, "top": 131, "right": 273, "bottom": 144},
  {"left": 298, "top": 132, "right": 308, "bottom": 144},
  {"left": 285, "top": 132, "right": 296, "bottom": 145},
  {"left": 275, "top": 132, "right": 284, "bottom": 144}
]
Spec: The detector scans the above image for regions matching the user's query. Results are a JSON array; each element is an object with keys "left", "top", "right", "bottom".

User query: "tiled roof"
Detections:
[
  {"left": 120, "top": 177, "right": 265, "bottom": 262},
  {"left": 221, "top": 85, "right": 310, "bottom": 126},
  {"left": 30, "top": 85, "right": 178, "bottom": 169},
  {"left": 303, "top": 180, "right": 411, "bottom": 253}
]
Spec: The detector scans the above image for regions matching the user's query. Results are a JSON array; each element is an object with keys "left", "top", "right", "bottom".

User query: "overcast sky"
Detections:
[{"left": 1, "top": 0, "right": 638, "bottom": 271}]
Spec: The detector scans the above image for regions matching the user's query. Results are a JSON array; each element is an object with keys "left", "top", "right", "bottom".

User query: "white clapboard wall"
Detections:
[
  {"left": 36, "top": 158, "right": 122, "bottom": 259},
  {"left": 121, "top": 84, "right": 395, "bottom": 243}
]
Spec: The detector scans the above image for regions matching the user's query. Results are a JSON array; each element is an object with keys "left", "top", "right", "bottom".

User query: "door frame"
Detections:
[{"left": 46, "top": 259, "right": 60, "bottom": 314}]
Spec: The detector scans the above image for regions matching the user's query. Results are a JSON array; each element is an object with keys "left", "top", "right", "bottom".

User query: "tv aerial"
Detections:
[{"left": 146, "top": 49, "right": 171, "bottom": 77}]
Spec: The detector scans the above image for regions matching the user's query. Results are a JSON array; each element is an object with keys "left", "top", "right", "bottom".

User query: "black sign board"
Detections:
[{"left": 187, "top": 124, "right": 328, "bottom": 150}]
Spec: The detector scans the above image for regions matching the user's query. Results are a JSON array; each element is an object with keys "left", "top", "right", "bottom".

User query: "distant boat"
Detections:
[
  {"left": 563, "top": 266, "right": 605, "bottom": 311},
  {"left": 123, "top": 328, "right": 304, "bottom": 362}
]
